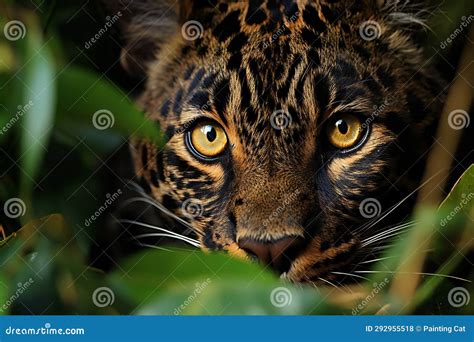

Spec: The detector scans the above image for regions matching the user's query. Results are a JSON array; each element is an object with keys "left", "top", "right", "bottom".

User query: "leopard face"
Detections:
[{"left": 107, "top": 0, "right": 443, "bottom": 283}]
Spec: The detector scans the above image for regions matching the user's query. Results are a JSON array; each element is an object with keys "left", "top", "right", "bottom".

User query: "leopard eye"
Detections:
[
  {"left": 326, "top": 114, "right": 364, "bottom": 150},
  {"left": 188, "top": 121, "right": 228, "bottom": 159}
]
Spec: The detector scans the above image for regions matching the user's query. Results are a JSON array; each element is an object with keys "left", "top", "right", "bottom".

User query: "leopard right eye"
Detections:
[
  {"left": 186, "top": 120, "right": 228, "bottom": 160},
  {"left": 325, "top": 113, "right": 366, "bottom": 151}
]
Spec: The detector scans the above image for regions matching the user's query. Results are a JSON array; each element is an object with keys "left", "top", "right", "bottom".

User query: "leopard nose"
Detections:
[{"left": 238, "top": 237, "right": 304, "bottom": 273}]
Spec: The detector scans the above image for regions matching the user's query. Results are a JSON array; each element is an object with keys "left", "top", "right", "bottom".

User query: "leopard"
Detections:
[{"left": 103, "top": 0, "right": 446, "bottom": 284}]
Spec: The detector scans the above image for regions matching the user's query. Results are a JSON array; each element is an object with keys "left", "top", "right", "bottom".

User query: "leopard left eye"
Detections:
[
  {"left": 186, "top": 120, "right": 228, "bottom": 160},
  {"left": 325, "top": 113, "right": 367, "bottom": 151}
]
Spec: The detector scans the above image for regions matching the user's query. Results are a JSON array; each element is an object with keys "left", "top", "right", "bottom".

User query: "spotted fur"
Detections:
[{"left": 106, "top": 0, "right": 444, "bottom": 283}]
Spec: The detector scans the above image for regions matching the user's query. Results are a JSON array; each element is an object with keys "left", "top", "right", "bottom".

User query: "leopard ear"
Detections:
[
  {"left": 375, "top": 0, "right": 429, "bottom": 17},
  {"left": 102, "top": 0, "right": 196, "bottom": 76},
  {"left": 377, "top": 0, "right": 429, "bottom": 30},
  {"left": 355, "top": 0, "right": 426, "bottom": 13}
]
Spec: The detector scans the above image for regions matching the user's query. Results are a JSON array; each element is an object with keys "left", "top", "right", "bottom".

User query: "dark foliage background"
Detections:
[{"left": 0, "top": 0, "right": 472, "bottom": 315}]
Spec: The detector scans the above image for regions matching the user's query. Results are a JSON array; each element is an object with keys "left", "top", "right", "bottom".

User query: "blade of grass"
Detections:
[
  {"left": 408, "top": 165, "right": 473, "bottom": 310},
  {"left": 18, "top": 11, "right": 56, "bottom": 219},
  {"left": 388, "top": 26, "right": 474, "bottom": 311}
]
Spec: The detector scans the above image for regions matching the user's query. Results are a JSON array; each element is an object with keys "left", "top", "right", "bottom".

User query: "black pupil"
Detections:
[
  {"left": 335, "top": 119, "right": 348, "bottom": 134},
  {"left": 205, "top": 126, "right": 217, "bottom": 142}
]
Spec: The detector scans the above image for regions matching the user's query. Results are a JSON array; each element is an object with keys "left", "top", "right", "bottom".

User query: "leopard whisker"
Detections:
[
  {"left": 361, "top": 220, "right": 416, "bottom": 242},
  {"left": 355, "top": 170, "right": 444, "bottom": 234},
  {"left": 120, "top": 219, "right": 201, "bottom": 246},
  {"left": 361, "top": 230, "right": 411, "bottom": 247},
  {"left": 136, "top": 242, "right": 172, "bottom": 252},
  {"left": 125, "top": 181, "right": 203, "bottom": 235},
  {"left": 358, "top": 256, "right": 397, "bottom": 264},
  {"left": 370, "top": 244, "right": 396, "bottom": 251},
  {"left": 358, "top": 248, "right": 434, "bottom": 265},
  {"left": 134, "top": 233, "right": 201, "bottom": 248},
  {"left": 307, "top": 281, "right": 322, "bottom": 294},
  {"left": 318, "top": 277, "right": 340, "bottom": 289},
  {"left": 353, "top": 271, "right": 471, "bottom": 283},
  {"left": 361, "top": 221, "right": 417, "bottom": 246},
  {"left": 122, "top": 196, "right": 204, "bottom": 237},
  {"left": 331, "top": 271, "right": 370, "bottom": 281}
]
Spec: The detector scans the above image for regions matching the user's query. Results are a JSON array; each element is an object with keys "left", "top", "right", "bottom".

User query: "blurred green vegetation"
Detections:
[{"left": 0, "top": 0, "right": 473, "bottom": 315}]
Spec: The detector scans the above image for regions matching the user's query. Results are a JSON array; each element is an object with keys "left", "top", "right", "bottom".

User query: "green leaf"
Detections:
[
  {"left": 55, "top": 66, "right": 166, "bottom": 149},
  {"left": 409, "top": 165, "right": 474, "bottom": 308},
  {"left": 17, "top": 13, "right": 56, "bottom": 207},
  {"left": 437, "top": 164, "right": 474, "bottom": 229},
  {"left": 110, "top": 250, "right": 336, "bottom": 315},
  {"left": 371, "top": 165, "right": 473, "bottom": 312}
]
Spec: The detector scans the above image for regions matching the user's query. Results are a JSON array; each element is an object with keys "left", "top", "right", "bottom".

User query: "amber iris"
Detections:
[
  {"left": 189, "top": 121, "right": 228, "bottom": 158},
  {"left": 326, "top": 114, "right": 363, "bottom": 149}
]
